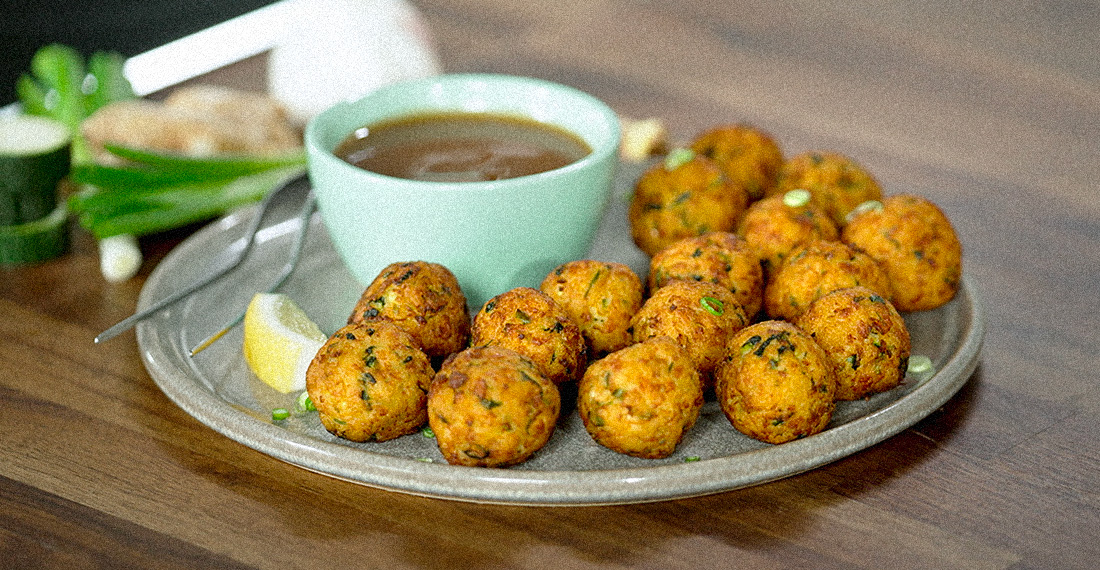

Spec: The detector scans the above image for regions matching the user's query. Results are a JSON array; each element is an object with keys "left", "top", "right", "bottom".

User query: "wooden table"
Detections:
[{"left": 3, "top": 1, "right": 1098, "bottom": 567}]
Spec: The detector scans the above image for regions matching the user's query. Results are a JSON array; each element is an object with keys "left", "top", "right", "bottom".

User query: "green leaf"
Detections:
[
  {"left": 103, "top": 144, "right": 307, "bottom": 178},
  {"left": 70, "top": 162, "right": 237, "bottom": 190},
  {"left": 15, "top": 74, "right": 48, "bottom": 115},
  {"left": 29, "top": 44, "right": 87, "bottom": 133},
  {"left": 85, "top": 51, "right": 135, "bottom": 110},
  {"left": 76, "top": 166, "right": 304, "bottom": 238}
]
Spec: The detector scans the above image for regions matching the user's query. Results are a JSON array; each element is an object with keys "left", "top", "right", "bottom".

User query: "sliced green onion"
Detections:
[
  {"left": 846, "top": 199, "right": 884, "bottom": 223},
  {"left": 700, "top": 295, "right": 725, "bottom": 316},
  {"left": 782, "top": 188, "right": 811, "bottom": 208},
  {"left": 907, "top": 355, "right": 933, "bottom": 375},
  {"left": 296, "top": 391, "right": 316, "bottom": 413},
  {"left": 421, "top": 426, "right": 436, "bottom": 438},
  {"left": 663, "top": 147, "right": 695, "bottom": 171},
  {"left": 684, "top": 456, "right": 701, "bottom": 462},
  {"left": 272, "top": 408, "right": 291, "bottom": 421}
]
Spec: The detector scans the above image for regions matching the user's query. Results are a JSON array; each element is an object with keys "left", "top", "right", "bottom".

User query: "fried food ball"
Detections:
[
  {"left": 647, "top": 232, "right": 764, "bottom": 319},
  {"left": 306, "top": 321, "right": 434, "bottom": 443},
  {"left": 539, "top": 260, "right": 643, "bottom": 356},
  {"left": 628, "top": 149, "right": 749, "bottom": 256},
  {"left": 427, "top": 346, "right": 561, "bottom": 468},
  {"left": 772, "top": 151, "right": 883, "bottom": 227},
  {"left": 764, "top": 240, "right": 893, "bottom": 321},
  {"left": 690, "top": 124, "right": 784, "bottom": 201},
  {"left": 348, "top": 261, "right": 470, "bottom": 360},
  {"left": 715, "top": 320, "right": 836, "bottom": 444},
  {"left": 471, "top": 287, "right": 587, "bottom": 384},
  {"left": 578, "top": 337, "right": 704, "bottom": 459},
  {"left": 841, "top": 195, "right": 963, "bottom": 312},
  {"left": 630, "top": 280, "right": 748, "bottom": 379},
  {"left": 737, "top": 190, "right": 839, "bottom": 278},
  {"left": 795, "top": 287, "right": 911, "bottom": 400}
]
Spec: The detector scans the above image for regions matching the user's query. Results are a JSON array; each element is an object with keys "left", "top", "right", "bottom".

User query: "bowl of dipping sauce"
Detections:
[{"left": 304, "top": 74, "right": 621, "bottom": 307}]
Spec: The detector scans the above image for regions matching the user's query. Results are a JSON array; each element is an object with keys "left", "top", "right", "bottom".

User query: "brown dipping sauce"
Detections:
[{"left": 335, "top": 112, "right": 591, "bottom": 182}]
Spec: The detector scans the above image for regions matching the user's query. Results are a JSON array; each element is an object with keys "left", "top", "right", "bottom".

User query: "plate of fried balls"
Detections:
[{"left": 138, "top": 123, "right": 984, "bottom": 505}]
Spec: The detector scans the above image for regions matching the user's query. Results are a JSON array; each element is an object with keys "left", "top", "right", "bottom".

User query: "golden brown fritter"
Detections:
[
  {"left": 306, "top": 321, "right": 434, "bottom": 443},
  {"left": 772, "top": 151, "right": 883, "bottom": 227},
  {"left": 763, "top": 240, "right": 892, "bottom": 321},
  {"left": 628, "top": 150, "right": 749, "bottom": 256},
  {"left": 578, "top": 337, "right": 704, "bottom": 459},
  {"left": 647, "top": 232, "right": 764, "bottom": 319},
  {"left": 690, "top": 124, "right": 784, "bottom": 201},
  {"left": 348, "top": 261, "right": 470, "bottom": 360},
  {"left": 427, "top": 346, "right": 561, "bottom": 468},
  {"left": 471, "top": 287, "right": 586, "bottom": 384},
  {"left": 630, "top": 280, "right": 748, "bottom": 379},
  {"left": 539, "top": 260, "right": 643, "bottom": 356},
  {"left": 795, "top": 287, "right": 911, "bottom": 400},
  {"left": 715, "top": 320, "right": 836, "bottom": 444},
  {"left": 736, "top": 190, "right": 839, "bottom": 278},
  {"left": 841, "top": 194, "right": 962, "bottom": 312}
]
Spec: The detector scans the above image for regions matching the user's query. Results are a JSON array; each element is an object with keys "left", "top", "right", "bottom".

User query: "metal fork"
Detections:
[
  {"left": 94, "top": 173, "right": 311, "bottom": 345},
  {"left": 188, "top": 189, "right": 317, "bottom": 356}
]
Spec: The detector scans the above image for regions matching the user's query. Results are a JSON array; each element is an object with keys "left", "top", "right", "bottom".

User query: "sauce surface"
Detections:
[{"left": 335, "top": 112, "right": 591, "bottom": 182}]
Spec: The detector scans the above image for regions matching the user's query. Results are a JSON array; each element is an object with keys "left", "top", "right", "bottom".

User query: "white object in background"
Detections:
[
  {"left": 123, "top": 2, "right": 294, "bottom": 96},
  {"left": 266, "top": 0, "right": 442, "bottom": 124}
]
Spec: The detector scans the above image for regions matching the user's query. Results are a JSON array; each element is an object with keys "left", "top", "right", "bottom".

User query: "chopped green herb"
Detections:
[
  {"left": 846, "top": 353, "right": 861, "bottom": 370},
  {"left": 740, "top": 335, "right": 762, "bottom": 355},
  {"left": 846, "top": 199, "right": 884, "bottom": 223},
  {"left": 296, "top": 391, "right": 316, "bottom": 412},
  {"left": 584, "top": 270, "right": 602, "bottom": 298},
  {"left": 663, "top": 147, "right": 695, "bottom": 171},
  {"left": 363, "top": 346, "right": 377, "bottom": 367},
  {"left": 684, "top": 456, "right": 701, "bottom": 463},
  {"left": 271, "top": 408, "right": 290, "bottom": 421},
  {"left": 701, "top": 295, "right": 725, "bottom": 316},
  {"left": 782, "top": 189, "right": 811, "bottom": 208},
  {"left": 421, "top": 426, "right": 436, "bottom": 438},
  {"left": 907, "top": 355, "right": 933, "bottom": 374}
]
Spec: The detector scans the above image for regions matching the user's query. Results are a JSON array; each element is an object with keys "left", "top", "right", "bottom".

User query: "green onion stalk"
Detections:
[{"left": 17, "top": 44, "right": 305, "bottom": 281}]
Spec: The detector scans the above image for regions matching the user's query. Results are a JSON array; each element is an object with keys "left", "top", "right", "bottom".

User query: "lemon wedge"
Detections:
[{"left": 242, "top": 293, "right": 327, "bottom": 393}]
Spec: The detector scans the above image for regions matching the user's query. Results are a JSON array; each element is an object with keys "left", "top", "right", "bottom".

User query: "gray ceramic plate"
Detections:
[{"left": 136, "top": 164, "right": 984, "bottom": 505}]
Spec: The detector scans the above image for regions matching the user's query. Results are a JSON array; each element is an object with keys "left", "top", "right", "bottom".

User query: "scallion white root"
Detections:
[{"left": 98, "top": 233, "right": 142, "bottom": 282}]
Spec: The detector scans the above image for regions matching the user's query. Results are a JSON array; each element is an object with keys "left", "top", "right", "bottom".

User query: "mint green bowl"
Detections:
[{"left": 304, "top": 74, "right": 621, "bottom": 308}]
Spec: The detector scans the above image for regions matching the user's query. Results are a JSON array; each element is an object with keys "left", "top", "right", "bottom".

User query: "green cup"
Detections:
[{"left": 304, "top": 74, "right": 621, "bottom": 308}]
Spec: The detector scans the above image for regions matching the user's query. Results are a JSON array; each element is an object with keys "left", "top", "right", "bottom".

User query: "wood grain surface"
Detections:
[{"left": 2, "top": 1, "right": 1098, "bottom": 568}]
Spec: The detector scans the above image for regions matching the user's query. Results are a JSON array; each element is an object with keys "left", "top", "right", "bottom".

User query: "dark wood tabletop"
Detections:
[{"left": 2, "top": 1, "right": 1098, "bottom": 568}]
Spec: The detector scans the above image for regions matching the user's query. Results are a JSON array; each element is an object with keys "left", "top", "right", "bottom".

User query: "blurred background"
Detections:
[{"left": 0, "top": 0, "right": 278, "bottom": 104}]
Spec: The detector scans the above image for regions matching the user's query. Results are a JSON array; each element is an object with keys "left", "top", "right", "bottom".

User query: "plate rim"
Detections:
[{"left": 136, "top": 202, "right": 984, "bottom": 506}]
